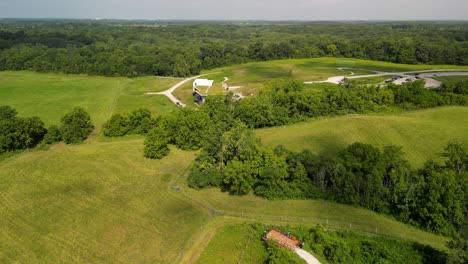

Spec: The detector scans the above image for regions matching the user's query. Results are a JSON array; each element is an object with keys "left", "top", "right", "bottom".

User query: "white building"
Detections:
[{"left": 193, "top": 79, "right": 214, "bottom": 92}]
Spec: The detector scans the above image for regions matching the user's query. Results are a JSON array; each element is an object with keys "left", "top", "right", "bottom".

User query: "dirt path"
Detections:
[
  {"left": 146, "top": 73, "right": 216, "bottom": 107},
  {"left": 295, "top": 248, "right": 321, "bottom": 264}
]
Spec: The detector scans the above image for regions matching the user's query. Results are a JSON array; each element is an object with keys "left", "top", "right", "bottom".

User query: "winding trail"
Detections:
[{"left": 146, "top": 73, "right": 216, "bottom": 107}]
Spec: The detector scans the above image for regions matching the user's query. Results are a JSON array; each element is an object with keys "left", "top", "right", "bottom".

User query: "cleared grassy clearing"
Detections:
[
  {"left": 114, "top": 94, "right": 177, "bottom": 115},
  {"left": 0, "top": 140, "right": 210, "bottom": 263},
  {"left": 195, "top": 224, "right": 269, "bottom": 264},
  {"left": 202, "top": 58, "right": 468, "bottom": 94},
  {"left": 347, "top": 75, "right": 394, "bottom": 84},
  {"left": 177, "top": 181, "right": 448, "bottom": 252},
  {"left": 0, "top": 71, "right": 180, "bottom": 129},
  {"left": 434, "top": 75, "right": 468, "bottom": 82},
  {"left": 256, "top": 106, "right": 468, "bottom": 168}
]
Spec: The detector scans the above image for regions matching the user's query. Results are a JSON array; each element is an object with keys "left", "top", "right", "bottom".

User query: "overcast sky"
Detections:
[{"left": 0, "top": 0, "right": 467, "bottom": 20}]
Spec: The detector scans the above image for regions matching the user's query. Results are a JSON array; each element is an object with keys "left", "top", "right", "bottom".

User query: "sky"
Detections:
[{"left": 0, "top": 0, "right": 467, "bottom": 20}]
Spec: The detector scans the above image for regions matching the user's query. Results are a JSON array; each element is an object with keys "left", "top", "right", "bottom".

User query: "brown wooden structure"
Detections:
[{"left": 262, "top": 229, "right": 303, "bottom": 251}]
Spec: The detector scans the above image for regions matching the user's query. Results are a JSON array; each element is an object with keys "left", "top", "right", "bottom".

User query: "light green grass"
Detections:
[
  {"left": 0, "top": 71, "right": 180, "bottom": 130},
  {"left": 196, "top": 224, "right": 269, "bottom": 264},
  {"left": 256, "top": 106, "right": 468, "bottom": 168},
  {"left": 204, "top": 58, "right": 468, "bottom": 94},
  {"left": 178, "top": 184, "right": 449, "bottom": 252},
  {"left": 347, "top": 75, "right": 394, "bottom": 84},
  {"left": 0, "top": 71, "right": 122, "bottom": 128},
  {"left": 114, "top": 94, "right": 177, "bottom": 115},
  {"left": 434, "top": 76, "right": 468, "bottom": 82},
  {"left": 173, "top": 81, "right": 199, "bottom": 108},
  {"left": 0, "top": 140, "right": 210, "bottom": 263}
]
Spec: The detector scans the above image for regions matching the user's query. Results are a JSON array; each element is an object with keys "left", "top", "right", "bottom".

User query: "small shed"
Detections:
[{"left": 262, "top": 229, "right": 303, "bottom": 251}]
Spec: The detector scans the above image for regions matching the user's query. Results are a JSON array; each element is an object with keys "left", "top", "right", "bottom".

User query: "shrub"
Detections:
[{"left": 60, "top": 107, "right": 94, "bottom": 144}]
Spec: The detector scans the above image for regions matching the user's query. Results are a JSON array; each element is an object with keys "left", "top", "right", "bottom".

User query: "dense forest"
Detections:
[{"left": 0, "top": 20, "right": 467, "bottom": 77}]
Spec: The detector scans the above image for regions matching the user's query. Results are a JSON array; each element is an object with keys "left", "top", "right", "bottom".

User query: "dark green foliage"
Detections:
[
  {"left": 0, "top": 22, "right": 466, "bottom": 77},
  {"left": 60, "top": 107, "right": 94, "bottom": 144},
  {"left": 223, "top": 159, "right": 256, "bottom": 195},
  {"left": 0, "top": 105, "right": 17, "bottom": 120},
  {"left": 191, "top": 124, "right": 468, "bottom": 236},
  {"left": 0, "top": 105, "right": 47, "bottom": 153},
  {"left": 258, "top": 224, "right": 447, "bottom": 264},
  {"left": 187, "top": 168, "right": 223, "bottom": 189},
  {"left": 265, "top": 241, "right": 304, "bottom": 264},
  {"left": 103, "top": 114, "right": 129, "bottom": 137},
  {"left": 234, "top": 79, "right": 465, "bottom": 129},
  {"left": 442, "top": 142, "right": 468, "bottom": 174},
  {"left": 447, "top": 235, "right": 468, "bottom": 264},
  {"left": 103, "top": 108, "right": 154, "bottom": 137},
  {"left": 165, "top": 109, "right": 212, "bottom": 150},
  {"left": 127, "top": 108, "right": 152, "bottom": 134},
  {"left": 144, "top": 125, "right": 170, "bottom": 159},
  {"left": 43, "top": 125, "right": 62, "bottom": 144},
  {"left": 408, "top": 161, "right": 465, "bottom": 235}
]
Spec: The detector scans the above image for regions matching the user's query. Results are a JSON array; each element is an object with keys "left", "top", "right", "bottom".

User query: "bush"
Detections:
[
  {"left": 43, "top": 125, "right": 62, "bottom": 144},
  {"left": 127, "top": 108, "right": 152, "bottom": 134},
  {"left": 60, "top": 107, "right": 94, "bottom": 144},
  {"left": 103, "top": 114, "right": 129, "bottom": 137},
  {"left": 0, "top": 106, "right": 47, "bottom": 153},
  {"left": 144, "top": 126, "right": 170, "bottom": 159},
  {"left": 187, "top": 169, "right": 223, "bottom": 189}
]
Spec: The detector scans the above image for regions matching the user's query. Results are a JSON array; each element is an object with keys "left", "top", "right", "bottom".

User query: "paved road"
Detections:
[
  {"left": 305, "top": 69, "right": 468, "bottom": 88},
  {"left": 146, "top": 73, "right": 216, "bottom": 107},
  {"left": 295, "top": 248, "right": 321, "bottom": 264}
]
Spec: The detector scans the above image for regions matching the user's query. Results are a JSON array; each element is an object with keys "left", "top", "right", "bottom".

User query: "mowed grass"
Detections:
[
  {"left": 434, "top": 75, "right": 468, "bottom": 82},
  {"left": 0, "top": 71, "right": 180, "bottom": 129},
  {"left": 204, "top": 58, "right": 468, "bottom": 94},
  {"left": 256, "top": 106, "right": 468, "bottom": 168},
  {"left": 0, "top": 140, "right": 210, "bottom": 263},
  {"left": 179, "top": 186, "right": 449, "bottom": 251},
  {"left": 195, "top": 224, "right": 269, "bottom": 264}
]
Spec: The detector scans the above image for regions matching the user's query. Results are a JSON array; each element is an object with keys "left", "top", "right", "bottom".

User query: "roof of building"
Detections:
[
  {"left": 264, "top": 230, "right": 302, "bottom": 250},
  {"left": 193, "top": 79, "right": 214, "bottom": 87}
]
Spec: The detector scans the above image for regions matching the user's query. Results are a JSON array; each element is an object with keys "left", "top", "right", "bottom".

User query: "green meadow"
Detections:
[
  {"left": 1, "top": 59, "right": 467, "bottom": 263},
  {"left": 203, "top": 57, "right": 468, "bottom": 94},
  {"left": 0, "top": 139, "right": 210, "bottom": 263},
  {"left": 0, "top": 71, "right": 179, "bottom": 129},
  {"left": 256, "top": 106, "right": 468, "bottom": 167}
]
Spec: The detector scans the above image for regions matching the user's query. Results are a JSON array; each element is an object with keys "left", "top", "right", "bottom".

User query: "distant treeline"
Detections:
[{"left": 0, "top": 22, "right": 467, "bottom": 77}]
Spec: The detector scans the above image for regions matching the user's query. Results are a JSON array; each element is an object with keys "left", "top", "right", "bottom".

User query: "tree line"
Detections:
[
  {"left": 0, "top": 106, "right": 94, "bottom": 155},
  {"left": 102, "top": 78, "right": 468, "bottom": 236},
  {"left": 132, "top": 78, "right": 468, "bottom": 160},
  {"left": 187, "top": 120, "right": 467, "bottom": 237},
  {"left": 0, "top": 21, "right": 466, "bottom": 77}
]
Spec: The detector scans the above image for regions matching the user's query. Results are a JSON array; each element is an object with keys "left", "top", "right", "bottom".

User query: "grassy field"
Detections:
[
  {"left": 195, "top": 224, "right": 270, "bottom": 264},
  {"left": 434, "top": 75, "right": 468, "bottom": 82},
  {"left": 0, "top": 139, "right": 210, "bottom": 263},
  {"left": 0, "top": 71, "right": 179, "bottom": 130},
  {"left": 256, "top": 106, "right": 468, "bottom": 167},
  {"left": 1, "top": 61, "right": 466, "bottom": 263},
  {"left": 347, "top": 75, "right": 394, "bottom": 85},
  {"left": 202, "top": 58, "right": 468, "bottom": 94}
]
